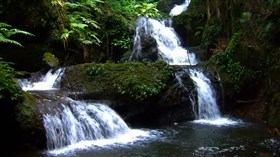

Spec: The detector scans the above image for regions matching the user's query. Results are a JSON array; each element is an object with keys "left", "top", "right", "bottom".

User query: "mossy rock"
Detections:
[
  {"left": 268, "top": 93, "right": 280, "bottom": 127},
  {"left": 15, "top": 92, "right": 42, "bottom": 131},
  {"left": 61, "top": 61, "right": 173, "bottom": 101},
  {"left": 61, "top": 61, "right": 197, "bottom": 126}
]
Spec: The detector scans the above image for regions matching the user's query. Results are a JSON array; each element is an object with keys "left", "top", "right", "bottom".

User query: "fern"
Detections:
[
  {"left": 0, "top": 22, "right": 11, "bottom": 28},
  {"left": 0, "top": 22, "right": 33, "bottom": 47},
  {"left": 0, "top": 59, "right": 22, "bottom": 100},
  {"left": 0, "top": 34, "right": 22, "bottom": 47}
]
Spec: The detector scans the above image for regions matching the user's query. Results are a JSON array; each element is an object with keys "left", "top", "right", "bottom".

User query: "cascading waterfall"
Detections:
[
  {"left": 132, "top": 1, "right": 236, "bottom": 125},
  {"left": 131, "top": 17, "right": 197, "bottom": 65},
  {"left": 18, "top": 68, "right": 64, "bottom": 91},
  {"left": 43, "top": 98, "right": 131, "bottom": 150},
  {"left": 42, "top": 100, "right": 151, "bottom": 154},
  {"left": 19, "top": 69, "right": 154, "bottom": 154}
]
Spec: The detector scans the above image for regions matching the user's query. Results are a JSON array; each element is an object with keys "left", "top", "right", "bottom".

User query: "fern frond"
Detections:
[
  {"left": 80, "top": 17, "right": 100, "bottom": 29},
  {"left": 0, "top": 22, "right": 11, "bottom": 28},
  {"left": 6, "top": 29, "right": 34, "bottom": 37},
  {"left": 70, "top": 23, "right": 88, "bottom": 29},
  {"left": 89, "top": 32, "right": 101, "bottom": 44},
  {"left": 61, "top": 30, "right": 74, "bottom": 40},
  {"left": 81, "top": 39, "right": 93, "bottom": 45},
  {"left": 0, "top": 35, "right": 23, "bottom": 47},
  {"left": 65, "top": 2, "right": 82, "bottom": 8}
]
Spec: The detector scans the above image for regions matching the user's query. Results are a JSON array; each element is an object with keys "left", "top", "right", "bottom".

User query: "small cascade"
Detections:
[
  {"left": 18, "top": 68, "right": 64, "bottom": 91},
  {"left": 131, "top": 17, "right": 197, "bottom": 65},
  {"left": 170, "top": 0, "right": 191, "bottom": 16},
  {"left": 19, "top": 69, "right": 154, "bottom": 154},
  {"left": 188, "top": 69, "right": 221, "bottom": 119},
  {"left": 43, "top": 99, "right": 131, "bottom": 150}
]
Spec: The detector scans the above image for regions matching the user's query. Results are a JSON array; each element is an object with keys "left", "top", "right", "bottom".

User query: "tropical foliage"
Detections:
[
  {"left": 0, "top": 22, "right": 33, "bottom": 47},
  {"left": 0, "top": 22, "right": 33, "bottom": 101},
  {"left": 49, "top": 0, "right": 163, "bottom": 62},
  {"left": 51, "top": 0, "right": 103, "bottom": 61},
  {"left": 0, "top": 59, "right": 22, "bottom": 101}
]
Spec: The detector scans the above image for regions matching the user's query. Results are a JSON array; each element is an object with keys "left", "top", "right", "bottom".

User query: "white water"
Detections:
[
  {"left": 132, "top": 1, "right": 238, "bottom": 125},
  {"left": 170, "top": 0, "right": 191, "bottom": 16},
  {"left": 43, "top": 98, "right": 154, "bottom": 154},
  {"left": 132, "top": 17, "right": 197, "bottom": 65},
  {"left": 18, "top": 68, "right": 64, "bottom": 91},
  {"left": 188, "top": 69, "right": 221, "bottom": 120},
  {"left": 19, "top": 69, "right": 158, "bottom": 154}
]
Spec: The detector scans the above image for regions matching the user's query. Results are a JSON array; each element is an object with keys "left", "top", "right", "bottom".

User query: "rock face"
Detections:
[
  {"left": 139, "top": 34, "right": 159, "bottom": 62},
  {"left": 60, "top": 62, "right": 197, "bottom": 126},
  {"left": 130, "top": 33, "right": 159, "bottom": 62}
]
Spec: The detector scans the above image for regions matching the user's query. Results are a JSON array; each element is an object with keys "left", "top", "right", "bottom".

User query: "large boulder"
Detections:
[{"left": 60, "top": 61, "right": 197, "bottom": 126}]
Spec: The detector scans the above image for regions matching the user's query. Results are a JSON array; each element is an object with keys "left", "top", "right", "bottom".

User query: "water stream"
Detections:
[
  {"left": 43, "top": 99, "right": 157, "bottom": 156},
  {"left": 13, "top": 119, "right": 280, "bottom": 157},
  {"left": 18, "top": 68, "right": 64, "bottom": 91}
]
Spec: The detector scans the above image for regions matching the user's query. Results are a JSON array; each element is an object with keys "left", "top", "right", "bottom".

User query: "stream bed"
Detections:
[{"left": 14, "top": 117, "right": 280, "bottom": 157}]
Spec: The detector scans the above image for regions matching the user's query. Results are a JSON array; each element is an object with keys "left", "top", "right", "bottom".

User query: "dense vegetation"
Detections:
[
  {"left": 0, "top": 0, "right": 164, "bottom": 100},
  {"left": 0, "top": 1, "right": 280, "bottom": 149}
]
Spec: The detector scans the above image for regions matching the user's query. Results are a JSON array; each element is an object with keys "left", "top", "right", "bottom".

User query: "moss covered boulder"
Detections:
[
  {"left": 61, "top": 61, "right": 196, "bottom": 126},
  {"left": 14, "top": 92, "right": 46, "bottom": 148}
]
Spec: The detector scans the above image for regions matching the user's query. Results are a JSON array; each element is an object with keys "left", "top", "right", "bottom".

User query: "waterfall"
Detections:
[
  {"left": 131, "top": 1, "right": 236, "bottom": 125},
  {"left": 19, "top": 69, "right": 155, "bottom": 154},
  {"left": 43, "top": 99, "right": 131, "bottom": 150},
  {"left": 188, "top": 69, "right": 221, "bottom": 120},
  {"left": 131, "top": 17, "right": 197, "bottom": 65},
  {"left": 42, "top": 99, "right": 152, "bottom": 153},
  {"left": 18, "top": 68, "right": 64, "bottom": 91}
]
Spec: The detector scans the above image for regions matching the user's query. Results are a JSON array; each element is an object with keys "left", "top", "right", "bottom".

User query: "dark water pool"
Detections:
[{"left": 13, "top": 118, "right": 280, "bottom": 157}]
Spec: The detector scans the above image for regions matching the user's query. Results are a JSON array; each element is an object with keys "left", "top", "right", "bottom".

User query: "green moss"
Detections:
[
  {"left": 0, "top": 60, "right": 23, "bottom": 101},
  {"left": 85, "top": 61, "right": 173, "bottom": 100},
  {"left": 268, "top": 93, "right": 280, "bottom": 127},
  {"left": 15, "top": 92, "right": 39, "bottom": 131}
]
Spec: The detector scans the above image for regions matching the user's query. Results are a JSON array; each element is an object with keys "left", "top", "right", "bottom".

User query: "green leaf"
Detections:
[
  {"left": 70, "top": 23, "right": 88, "bottom": 29},
  {"left": 0, "top": 22, "right": 11, "bottom": 28}
]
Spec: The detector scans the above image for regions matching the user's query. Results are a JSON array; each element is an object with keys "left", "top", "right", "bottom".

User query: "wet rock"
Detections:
[{"left": 130, "top": 34, "right": 159, "bottom": 62}]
